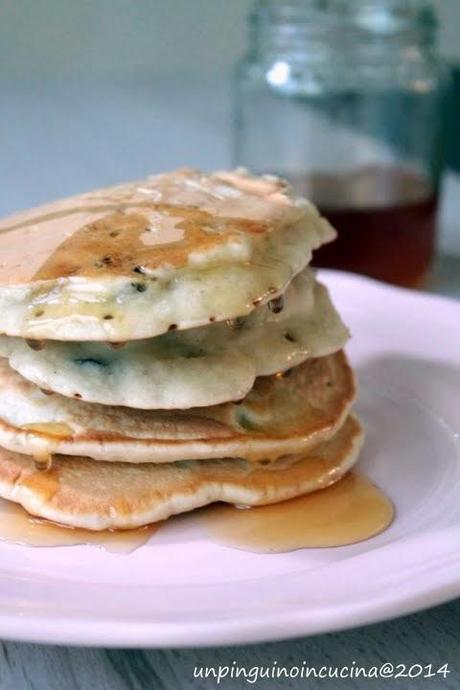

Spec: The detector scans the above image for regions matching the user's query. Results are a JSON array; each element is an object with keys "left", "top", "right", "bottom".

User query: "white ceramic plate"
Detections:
[{"left": 0, "top": 270, "right": 459, "bottom": 648}]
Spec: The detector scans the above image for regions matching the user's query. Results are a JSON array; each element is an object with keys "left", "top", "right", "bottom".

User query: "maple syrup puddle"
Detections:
[
  {"left": 196, "top": 472, "right": 394, "bottom": 553},
  {"left": 0, "top": 500, "right": 160, "bottom": 553},
  {"left": 0, "top": 472, "right": 393, "bottom": 554}
]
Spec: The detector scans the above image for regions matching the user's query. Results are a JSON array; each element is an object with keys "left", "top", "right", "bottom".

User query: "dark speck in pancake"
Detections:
[
  {"left": 131, "top": 282, "right": 147, "bottom": 293},
  {"left": 74, "top": 357, "right": 110, "bottom": 370}
]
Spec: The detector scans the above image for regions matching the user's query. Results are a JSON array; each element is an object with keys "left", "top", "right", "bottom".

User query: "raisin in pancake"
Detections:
[
  {"left": 0, "top": 351, "right": 355, "bottom": 464},
  {"left": 0, "top": 416, "right": 363, "bottom": 530},
  {"left": 0, "top": 274, "right": 349, "bottom": 409},
  {"left": 0, "top": 169, "right": 335, "bottom": 342}
]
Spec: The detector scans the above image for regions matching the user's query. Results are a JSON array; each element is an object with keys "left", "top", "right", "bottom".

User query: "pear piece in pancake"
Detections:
[
  {"left": 0, "top": 274, "right": 349, "bottom": 409},
  {"left": 0, "top": 415, "right": 363, "bottom": 530},
  {"left": 0, "top": 351, "right": 355, "bottom": 464},
  {"left": 0, "top": 168, "right": 335, "bottom": 342}
]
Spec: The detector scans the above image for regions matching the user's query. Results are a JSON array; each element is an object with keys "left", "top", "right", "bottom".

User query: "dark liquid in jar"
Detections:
[{"left": 288, "top": 167, "right": 438, "bottom": 288}]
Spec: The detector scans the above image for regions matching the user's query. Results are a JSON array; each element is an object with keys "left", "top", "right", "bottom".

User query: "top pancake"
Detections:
[{"left": 0, "top": 168, "right": 335, "bottom": 341}]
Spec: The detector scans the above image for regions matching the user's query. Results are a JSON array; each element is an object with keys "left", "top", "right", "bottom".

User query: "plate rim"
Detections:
[{"left": 0, "top": 573, "right": 458, "bottom": 647}]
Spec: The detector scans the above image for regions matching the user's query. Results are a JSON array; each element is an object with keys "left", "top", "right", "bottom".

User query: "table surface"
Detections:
[
  {"left": 0, "top": 78, "right": 459, "bottom": 689},
  {"left": 0, "top": 598, "right": 458, "bottom": 690}
]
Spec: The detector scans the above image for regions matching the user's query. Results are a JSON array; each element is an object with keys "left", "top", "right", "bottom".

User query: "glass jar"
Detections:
[{"left": 234, "top": 0, "right": 448, "bottom": 287}]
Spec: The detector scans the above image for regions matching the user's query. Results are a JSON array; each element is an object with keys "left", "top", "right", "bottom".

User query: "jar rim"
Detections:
[{"left": 250, "top": 0, "right": 438, "bottom": 40}]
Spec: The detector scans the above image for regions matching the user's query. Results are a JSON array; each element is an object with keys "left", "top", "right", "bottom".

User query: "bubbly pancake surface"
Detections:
[
  {"left": 0, "top": 416, "right": 363, "bottom": 529},
  {"left": 0, "top": 351, "right": 355, "bottom": 463},
  {"left": 0, "top": 169, "right": 335, "bottom": 341},
  {"left": 0, "top": 274, "right": 349, "bottom": 409}
]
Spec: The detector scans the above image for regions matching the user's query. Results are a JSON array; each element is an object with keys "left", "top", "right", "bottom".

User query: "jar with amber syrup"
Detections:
[{"left": 234, "top": 0, "right": 448, "bottom": 287}]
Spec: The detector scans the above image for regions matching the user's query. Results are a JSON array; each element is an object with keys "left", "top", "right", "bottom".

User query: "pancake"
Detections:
[
  {"left": 0, "top": 350, "right": 355, "bottom": 463},
  {"left": 0, "top": 274, "right": 349, "bottom": 409},
  {"left": 0, "top": 168, "right": 335, "bottom": 341},
  {"left": 0, "top": 415, "right": 363, "bottom": 530}
]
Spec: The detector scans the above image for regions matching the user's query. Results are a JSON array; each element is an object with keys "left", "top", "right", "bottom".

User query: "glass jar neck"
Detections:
[{"left": 248, "top": 0, "right": 437, "bottom": 61}]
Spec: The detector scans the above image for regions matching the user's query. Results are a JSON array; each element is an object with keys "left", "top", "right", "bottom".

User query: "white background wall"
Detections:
[
  {"left": 0, "top": 0, "right": 250, "bottom": 79},
  {"left": 0, "top": 0, "right": 458, "bottom": 82}
]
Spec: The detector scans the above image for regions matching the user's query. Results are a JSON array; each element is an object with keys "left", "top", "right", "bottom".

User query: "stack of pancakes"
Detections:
[{"left": 0, "top": 169, "right": 363, "bottom": 530}]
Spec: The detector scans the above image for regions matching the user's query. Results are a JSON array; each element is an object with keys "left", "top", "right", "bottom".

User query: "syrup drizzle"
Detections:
[{"left": 21, "top": 423, "right": 75, "bottom": 472}]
